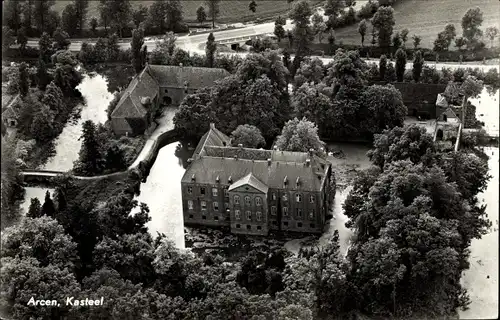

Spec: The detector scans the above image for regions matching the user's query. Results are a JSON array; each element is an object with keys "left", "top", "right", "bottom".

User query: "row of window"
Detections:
[
  {"left": 235, "top": 222, "right": 317, "bottom": 230},
  {"left": 234, "top": 210, "right": 263, "bottom": 221},
  {"left": 188, "top": 214, "right": 229, "bottom": 222},
  {"left": 187, "top": 186, "right": 316, "bottom": 204},
  {"left": 235, "top": 224, "right": 263, "bottom": 231},
  {"left": 188, "top": 200, "right": 316, "bottom": 220}
]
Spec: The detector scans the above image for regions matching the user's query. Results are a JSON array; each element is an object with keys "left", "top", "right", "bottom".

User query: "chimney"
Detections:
[
  {"left": 179, "top": 63, "right": 183, "bottom": 67},
  {"left": 228, "top": 176, "right": 232, "bottom": 183},
  {"left": 273, "top": 145, "right": 278, "bottom": 151},
  {"left": 309, "top": 148, "right": 314, "bottom": 156},
  {"left": 216, "top": 175, "right": 220, "bottom": 183},
  {"left": 210, "top": 123, "right": 215, "bottom": 129},
  {"left": 234, "top": 154, "right": 238, "bottom": 160},
  {"left": 283, "top": 175, "right": 288, "bottom": 187},
  {"left": 267, "top": 158, "right": 272, "bottom": 166},
  {"left": 306, "top": 159, "right": 310, "bottom": 167},
  {"left": 238, "top": 143, "right": 243, "bottom": 150},
  {"left": 191, "top": 174, "right": 195, "bottom": 182},
  {"left": 296, "top": 177, "right": 300, "bottom": 187}
]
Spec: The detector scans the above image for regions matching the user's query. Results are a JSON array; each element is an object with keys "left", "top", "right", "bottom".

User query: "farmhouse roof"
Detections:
[
  {"left": 393, "top": 82, "right": 447, "bottom": 105},
  {"left": 111, "top": 67, "right": 159, "bottom": 118},
  {"left": 193, "top": 123, "right": 231, "bottom": 157},
  {"left": 147, "top": 64, "right": 229, "bottom": 89}
]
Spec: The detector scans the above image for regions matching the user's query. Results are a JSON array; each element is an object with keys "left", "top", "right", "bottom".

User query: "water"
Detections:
[
  {"left": 42, "top": 73, "right": 112, "bottom": 171},
  {"left": 132, "top": 142, "right": 193, "bottom": 249}
]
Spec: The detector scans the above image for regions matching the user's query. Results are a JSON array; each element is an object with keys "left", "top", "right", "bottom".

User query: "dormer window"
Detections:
[
  {"left": 228, "top": 176, "right": 232, "bottom": 183},
  {"left": 296, "top": 177, "right": 300, "bottom": 187},
  {"left": 283, "top": 175, "right": 288, "bottom": 188},
  {"left": 296, "top": 193, "right": 302, "bottom": 203},
  {"left": 191, "top": 174, "right": 195, "bottom": 182},
  {"left": 216, "top": 176, "right": 220, "bottom": 183}
]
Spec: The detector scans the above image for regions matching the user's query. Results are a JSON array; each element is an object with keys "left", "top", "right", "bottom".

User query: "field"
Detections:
[
  {"left": 333, "top": 0, "right": 500, "bottom": 49},
  {"left": 52, "top": 0, "right": 323, "bottom": 27}
]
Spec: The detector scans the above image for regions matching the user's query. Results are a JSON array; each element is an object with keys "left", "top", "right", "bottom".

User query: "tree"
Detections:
[
  {"left": 230, "top": 124, "right": 266, "bottom": 148},
  {"left": 205, "top": 0, "right": 221, "bottom": 29},
  {"left": 42, "top": 81, "right": 64, "bottom": 113},
  {"left": 372, "top": 6, "right": 395, "bottom": 51},
  {"left": 358, "top": 19, "right": 367, "bottom": 46},
  {"left": 385, "top": 62, "right": 397, "bottom": 82},
  {"left": 275, "top": 117, "right": 325, "bottom": 152},
  {"left": 102, "top": 0, "right": 131, "bottom": 38},
  {"left": 61, "top": 3, "right": 78, "bottom": 37},
  {"left": 454, "top": 36, "right": 467, "bottom": 51},
  {"left": 433, "top": 24, "right": 456, "bottom": 52},
  {"left": 412, "top": 50, "right": 424, "bottom": 82},
  {"left": 461, "top": 7, "right": 483, "bottom": 47},
  {"left": 206, "top": 33, "right": 217, "bottom": 68},
  {"left": 324, "top": 0, "right": 345, "bottom": 24},
  {"left": 40, "top": 190, "right": 56, "bottom": 217},
  {"left": 379, "top": 54, "right": 387, "bottom": 81},
  {"left": 132, "top": 5, "right": 148, "bottom": 28},
  {"left": 165, "top": 0, "right": 184, "bottom": 32},
  {"left": 173, "top": 88, "right": 214, "bottom": 139},
  {"left": 400, "top": 28, "right": 409, "bottom": 47},
  {"left": 73, "top": 0, "right": 89, "bottom": 35},
  {"left": 90, "top": 17, "right": 98, "bottom": 34},
  {"left": 294, "top": 57, "right": 325, "bottom": 88},
  {"left": 196, "top": 6, "right": 207, "bottom": 24},
  {"left": 131, "top": 28, "right": 145, "bottom": 74},
  {"left": 18, "top": 63, "right": 30, "bottom": 97},
  {"left": 33, "top": 0, "right": 55, "bottom": 34},
  {"left": 74, "top": 120, "right": 105, "bottom": 175},
  {"left": 30, "top": 105, "right": 55, "bottom": 142},
  {"left": 485, "top": 26, "right": 499, "bottom": 47},
  {"left": 38, "top": 32, "right": 53, "bottom": 63},
  {"left": 249, "top": 0, "right": 257, "bottom": 14},
  {"left": 53, "top": 27, "right": 71, "bottom": 50},
  {"left": 412, "top": 34, "right": 421, "bottom": 49},
  {"left": 2, "top": 27, "right": 16, "bottom": 51},
  {"left": 311, "top": 13, "right": 327, "bottom": 43},
  {"left": 16, "top": 27, "right": 28, "bottom": 51},
  {"left": 394, "top": 48, "right": 406, "bottom": 82},
  {"left": 392, "top": 31, "right": 402, "bottom": 50},
  {"left": 27, "top": 198, "right": 42, "bottom": 218},
  {"left": 148, "top": 0, "right": 168, "bottom": 33},
  {"left": 459, "top": 75, "right": 483, "bottom": 125},
  {"left": 274, "top": 16, "right": 287, "bottom": 43},
  {"left": 359, "top": 85, "right": 406, "bottom": 136},
  {"left": 106, "top": 33, "right": 120, "bottom": 61},
  {"left": 4, "top": 0, "right": 23, "bottom": 32},
  {"left": 290, "top": 0, "right": 314, "bottom": 74}
]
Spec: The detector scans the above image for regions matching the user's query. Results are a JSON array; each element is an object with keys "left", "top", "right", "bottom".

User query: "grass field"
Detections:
[
  {"left": 333, "top": 0, "right": 500, "bottom": 49},
  {"left": 52, "top": 0, "right": 323, "bottom": 28}
]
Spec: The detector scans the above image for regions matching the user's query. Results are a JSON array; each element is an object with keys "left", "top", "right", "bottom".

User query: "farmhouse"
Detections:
[
  {"left": 1, "top": 93, "right": 20, "bottom": 128},
  {"left": 110, "top": 64, "right": 229, "bottom": 136},
  {"left": 181, "top": 123, "right": 333, "bottom": 236}
]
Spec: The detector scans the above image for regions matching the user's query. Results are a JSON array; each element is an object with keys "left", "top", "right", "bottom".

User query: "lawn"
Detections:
[
  {"left": 52, "top": 0, "right": 324, "bottom": 28},
  {"left": 333, "top": 0, "right": 500, "bottom": 49}
]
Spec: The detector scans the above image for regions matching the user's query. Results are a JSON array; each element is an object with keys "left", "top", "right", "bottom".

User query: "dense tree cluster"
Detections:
[{"left": 174, "top": 50, "right": 290, "bottom": 142}]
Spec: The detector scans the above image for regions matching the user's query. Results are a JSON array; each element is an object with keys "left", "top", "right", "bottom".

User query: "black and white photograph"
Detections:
[{"left": 1, "top": 0, "right": 499, "bottom": 319}]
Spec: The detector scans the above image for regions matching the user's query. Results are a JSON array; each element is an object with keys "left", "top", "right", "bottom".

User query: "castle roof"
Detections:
[{"left": 184, "top": 125, "right": 330, "bottom": 192}]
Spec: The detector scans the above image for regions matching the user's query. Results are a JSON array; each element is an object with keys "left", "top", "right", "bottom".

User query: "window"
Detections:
[
  {"left": 225, "top": 217, "right": 230, "bottom": 221},
  {"left": 297, "top": 222, "right": 303, "bottom": 228},
  {"left": 272, "top": 221, "right": 278, "bottom": 226},
  {"left": 235, "top": 210, "right": 241, "bottom": 220},
  {"left": 212, "top": 188, "right": 218, "bottom": 197},
  {"left": 271, "top": 206, "right": 277, "bottom": 215},
  {"left": 225, "top": 202, "right": 230, "bottom": 209},
  {"left": 201, "top": 201, "right": 207, "bottom": 210},
  {"left": 214, "top": 216, "right": 219, "bottom": 221},
  {"left": 213, "top": 202, "right": 219, "bottom": 211},
  {"left": 255, "top": 197, "right": 262, "bottom": 206},
  {"left": 283, "top": 221, "right": 289, "bottom": 227},
  {"left": 224, "top": 188, "right": 229, "bottom": 197},
  {"left": 310, "top": 223, "right": 316, "bottom": 228},
  {"left": 188, "top": 200, "right": 194, "bottom": 210},
  {"left": 282, "top": 194, "right": 288, "bottom": 201},
  {"left": 283, "top": 207, "right": 288, "bottom": 216},
  {"left": 246, "top": 211, "right": 252, "bottom": 220},
  {"left": 200, "top": 187, "right": 206, "bottom": 195},
  {"left": 236, "top": 224, "right": 241, "bottom": 229},
  {"left": 309, "top": 195, "right": 315, "bottom": 203},
  {"left": 257, "top": 226, "right": 262, "bottom": 230},
  {"left": 256, "top": 211, "right": 262, "bottom": 221},
  {"left": 234, "top": 195, "right": 240, "bottom": 205},
  {"left": 272, "top": 193, "right": 277, "bottom": 200},
  {"left": 309, "top": 210, "right": 315, "bottom": 219},
  {"left": 247, "top": 225, "right": 251, "bottom": 230},
  {"left": 202, "top": 215, "right": 207, "bottom": 220},
  {"left": 164, "top": 89, "right": 168, "bottom": 93},
  {"left": 187, "top": 186, "right": 193, "bottom": 194},
  {"left": 296, "top": 208, "right": 302, "bottom": 218},
  {"left": 296, "top": 193, "right": 302, "bottom": 203},
  {"left": 189, "top": 214, "right": 194, "bottom": 219},
  {"left": 245, "top": 196, "right": 251, "bottom": 206}
]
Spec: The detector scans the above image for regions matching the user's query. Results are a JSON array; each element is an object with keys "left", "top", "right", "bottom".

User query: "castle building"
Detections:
[
  {"left": 180, "top": 123, "right": 333, "bottom": 236},
  {"left": 110, "top": 64, "right": 229, "bottom": 136}
]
